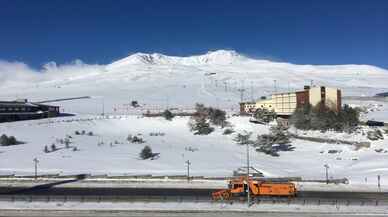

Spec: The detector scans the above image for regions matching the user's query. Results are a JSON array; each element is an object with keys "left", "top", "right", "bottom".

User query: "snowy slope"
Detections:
[
  {"left": 0, "top": 115, "right": 388, "bottom": 185},
  {"left": 1, "top": 50, "right": 388, "bottom": 186}
]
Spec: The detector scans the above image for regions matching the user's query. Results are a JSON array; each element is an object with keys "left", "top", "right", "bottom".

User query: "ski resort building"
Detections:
[
  {"left": 240, "top": 86, "right": 342, "bottom": 117},
  {"left": 0, "top": 99, "right": 60, "bottom": 123}
]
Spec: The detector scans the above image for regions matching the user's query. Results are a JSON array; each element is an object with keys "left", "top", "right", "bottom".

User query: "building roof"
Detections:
[{"left": 0, "top": 101, "right": 39, "bottom": 107}]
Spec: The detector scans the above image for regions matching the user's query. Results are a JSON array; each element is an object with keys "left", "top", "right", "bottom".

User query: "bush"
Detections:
[
  {"left": 44, "top": 145, "right": 50, "bottom": 153},
  {"left": 51, "top": 143, "right": 57, "bottom": 151},
  {"left": 223, "top": 128, "right": 235, "bottom": 135},
  {"left": 127, "top": 134, "right": 145, "bottom": 143},
  {"left": 233, "top": 132, "right": 254, "bottom": 145},
  {"left": 140, "top": 145, "right": 153, "bottom": 160},
  {"left": 75, "top": 131, "right": 81, "bottom": 135},
  {"left": 87, "top": 131, "right": 94, "bottom": 136},
  {"left": 0, "top": 134, "right": 20, "bottom": 146},
  {"left": 162, "top": 109, "right": 174, "bottom": 121}
]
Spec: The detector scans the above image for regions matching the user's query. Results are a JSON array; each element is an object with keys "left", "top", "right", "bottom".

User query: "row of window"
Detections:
[{"left": 0, "top": 107, "right": 32, "bottom": 112}]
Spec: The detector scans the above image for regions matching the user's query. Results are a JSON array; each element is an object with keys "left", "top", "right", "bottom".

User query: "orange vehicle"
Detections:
[{"left": 212, "top": 176, "right": 297, "bottom": 200}]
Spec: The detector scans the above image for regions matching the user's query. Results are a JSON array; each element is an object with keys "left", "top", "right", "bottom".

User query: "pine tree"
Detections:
[{"left": 140, "top": 145, "right": 153, "bottom": 160}]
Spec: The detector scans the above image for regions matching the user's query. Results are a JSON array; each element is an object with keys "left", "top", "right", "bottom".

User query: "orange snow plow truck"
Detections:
[{"left": 212, "top": 176, "right": 297, "bottom": 200}]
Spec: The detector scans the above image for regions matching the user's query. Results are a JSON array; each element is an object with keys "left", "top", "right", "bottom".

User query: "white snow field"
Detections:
[{"left": 1, "top": 50, "right": 388, "bottom": 186}]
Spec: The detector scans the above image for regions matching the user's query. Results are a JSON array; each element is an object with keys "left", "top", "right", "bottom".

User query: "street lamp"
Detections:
[
  {"left": 324, "top": 164, "right": 330, "bottom": 184},
  {"left": 33, "top": 158, "right": 39, "bottom": 181},
  {"left": 246, "top": 142, "right": 250, "bottom": 207},
  {"left": 186, "top": 160, "right": 191, "bottom": 182}
]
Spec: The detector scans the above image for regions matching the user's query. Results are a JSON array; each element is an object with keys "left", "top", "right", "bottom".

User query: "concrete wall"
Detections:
[
  {"left": 272, "top": 92, "right": 297, "bottom": 115},
  {"left": 325, "top": 87, "right": 339, "bottom": 111},
  {"left": 309, "top": 87, "right": 322, "bottom": 107}
]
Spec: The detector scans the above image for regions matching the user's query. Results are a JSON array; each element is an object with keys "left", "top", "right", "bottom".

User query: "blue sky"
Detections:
[{"left": 0, "top": 0, "right": 387, "bottom": 69}]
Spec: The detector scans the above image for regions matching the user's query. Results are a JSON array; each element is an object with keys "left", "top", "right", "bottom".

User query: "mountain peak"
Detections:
[{"left": 107, "top": 50, "right": 247, "bottom": 69}]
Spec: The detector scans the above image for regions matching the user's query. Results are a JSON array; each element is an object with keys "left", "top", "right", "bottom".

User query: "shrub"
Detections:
[
  {"left": 51, "top": 143, "right": 57, "bottom": 151},
  {"left": 140, "top": 145, "right": 153, "bottom": 160},
  {"left": 0, "top": 134, "right": 20, "bottom": 146},
  {"left": 75, "top": 131, "right": 81, "bottom": 135},
  {"left": 44, "top": 145, "right": 50, "bottom": 153},
  {"left": 223, "top": 128, "right": 235, "bottom": 135},
  {"left": 162, "top": 109, "right": 174, "bottom": 121},
  {"left": 87, "top": 131, "right": 94, "bottom": 136},
  {"left": 233, "top": 132, "right": 254, "bottom": 145},
  {"left": 127, "top": 134, "right": 145, "bottom": 143}
]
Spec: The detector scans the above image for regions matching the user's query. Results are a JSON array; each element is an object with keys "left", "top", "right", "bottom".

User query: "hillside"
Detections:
[{"left": 1, "top": 50, "right": 388, "bottom": 186}]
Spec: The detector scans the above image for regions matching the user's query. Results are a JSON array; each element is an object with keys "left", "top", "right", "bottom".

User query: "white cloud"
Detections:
[{"left": 0, "top": 59, "right": 105, "bottom": 87}]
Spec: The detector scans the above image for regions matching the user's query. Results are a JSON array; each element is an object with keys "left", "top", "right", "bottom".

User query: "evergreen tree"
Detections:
[
  {"left": 140, "top": 145, "right": 153, "bottom": 160},
  {"left": 162, "top": 109, "right": 174, "bottom": 121}
]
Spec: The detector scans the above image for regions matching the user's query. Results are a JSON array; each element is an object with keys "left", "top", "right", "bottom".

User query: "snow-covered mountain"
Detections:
[{"left": 0, "top": 50, "right": 388, "bottom": 115}]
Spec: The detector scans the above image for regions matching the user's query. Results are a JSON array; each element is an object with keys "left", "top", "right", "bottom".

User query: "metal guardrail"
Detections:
[{"left": 0, "top": 194, "right": 386, "bottom": 207}]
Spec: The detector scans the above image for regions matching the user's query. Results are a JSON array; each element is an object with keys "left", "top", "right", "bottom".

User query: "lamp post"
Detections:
[
  {"left": 33, "top": 158, "right": 39, "bottom": 181},
  {"left": 324, "top": 164, "right": 330, "bottom": 184},
  {"left": 186, "top": 160, "right": 191, "bottom": 182},
  {"left": 246, "top": 142, "right": 250, "bottom": 207}
]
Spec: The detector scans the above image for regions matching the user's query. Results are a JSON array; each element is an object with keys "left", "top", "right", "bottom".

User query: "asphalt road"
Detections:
[
  {"left": 1, "top": 210, "right": 387, "bottom": 217},
  {"left": 0, "top": 186, "right": 387, "bottom": 204}
]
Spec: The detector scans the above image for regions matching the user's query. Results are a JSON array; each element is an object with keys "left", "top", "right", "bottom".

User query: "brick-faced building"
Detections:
[{"left": 240, "top": 86, "right": 342, "bottom": 117}]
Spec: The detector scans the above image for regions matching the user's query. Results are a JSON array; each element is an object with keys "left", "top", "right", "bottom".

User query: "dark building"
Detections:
[{"left": 0, "top": 99, "right": 60, "bottom": 123}]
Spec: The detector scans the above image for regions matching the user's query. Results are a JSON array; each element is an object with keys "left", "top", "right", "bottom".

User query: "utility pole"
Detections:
[
  {"left": 237, "top": 88, "right": 245, "bottom": 102},
  {"left": 378, "top": 175, "right": 381, "bottom": 191},
  {"left": 250, "top": 81, "right": 254, "bottom": 101},
  {"left": 246, "top": 142, "right": 250, "bottom": 207},
  {"left": 33, "top": 158, "right": 39, "bottom": 181},
  {"left": 102, "top": 97, "right": 105, "bottom": 116},
  {"left": 273, "top": 80, "right": 277, "bottom": 94},
  {"left": 186, "top": 160, "right": 191, "bottom": 182},
  {"left": 224, "top": 81, "right": 228, "bottom": 92},
  {"left": 324, "top": 164, "right": 329, "bottom": 184}
]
